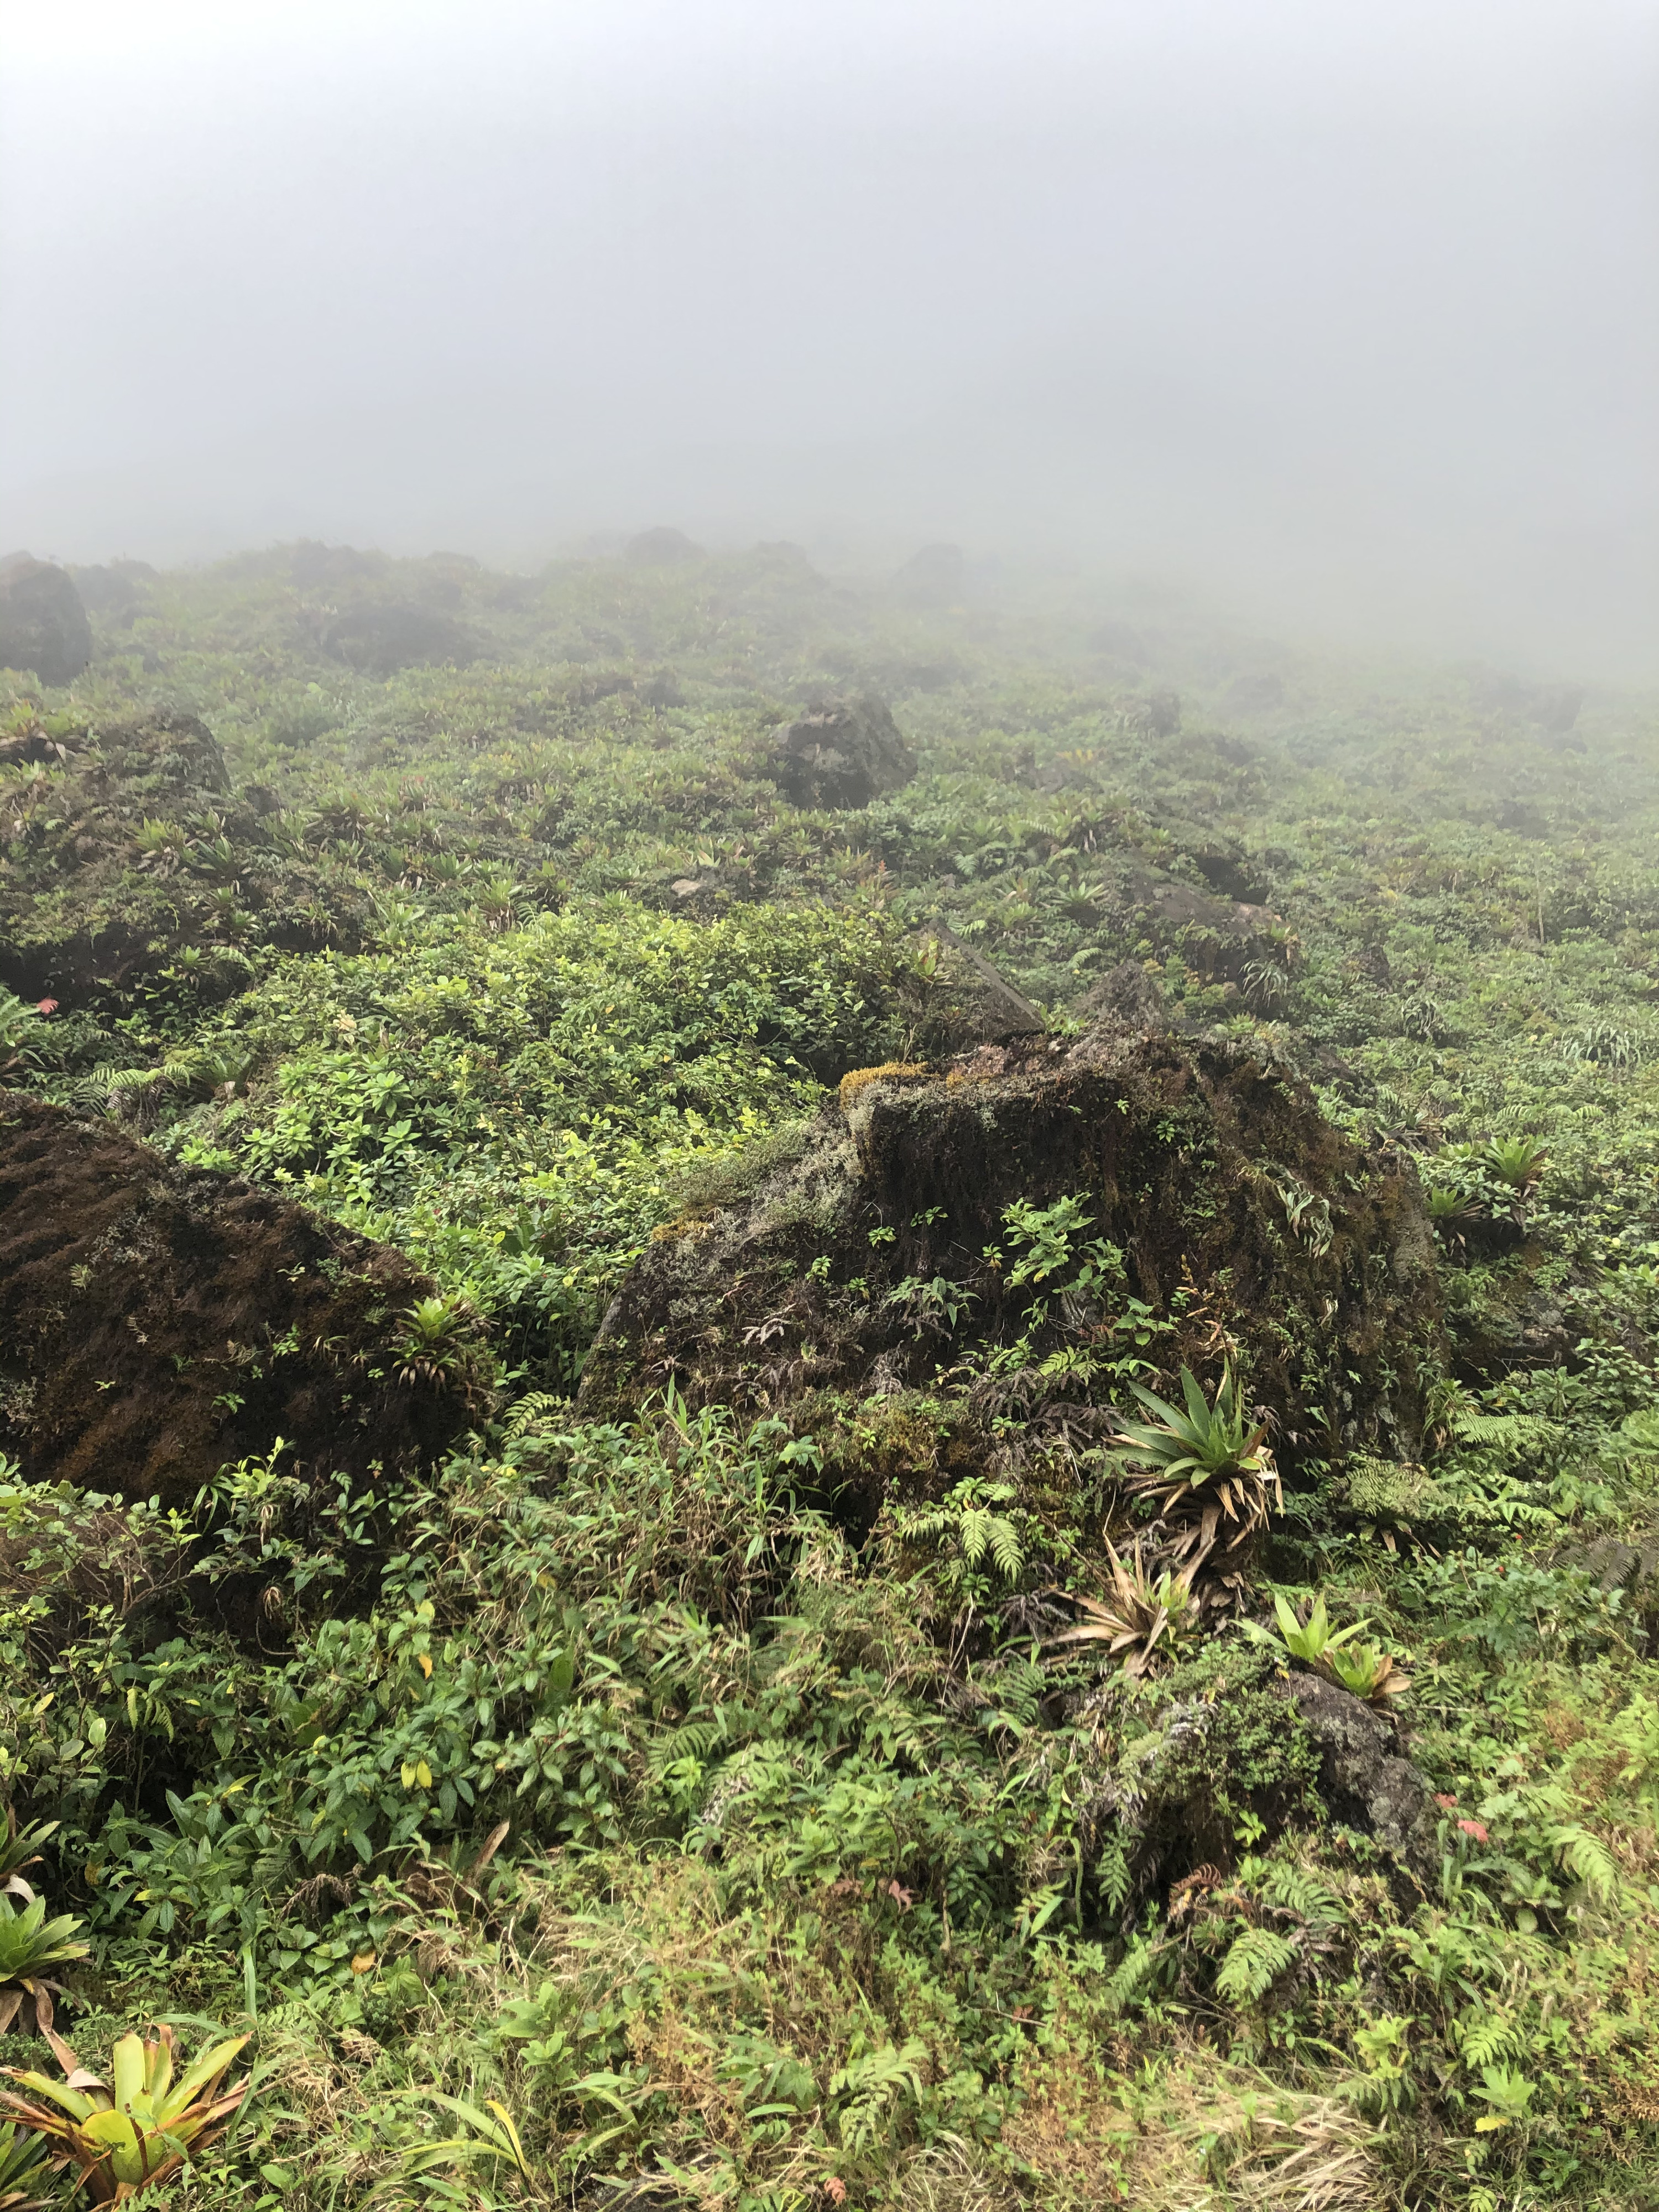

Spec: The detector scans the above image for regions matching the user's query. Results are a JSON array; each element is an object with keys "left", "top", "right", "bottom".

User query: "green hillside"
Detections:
[{"left": 3, "top": 540, "right": 1658, "bottom": 2211}]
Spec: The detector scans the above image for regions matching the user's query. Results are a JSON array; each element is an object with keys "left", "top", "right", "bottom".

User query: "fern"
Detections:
[
  {"left": 1095, "top": 1836, "right": 1132, "bottom": 1916},
  {"left": 1444, "top": 1405, "right": 1561, "bottom": 1454},
  {"left": 1104, "top": 1935, "right": 1169, "bottom": 2017},
  {"left": 502, "top": 1392, "right": 568, "bottom": 1440},
  {"left": 1546, "top": 1823, "right": 1620, "bottom": 1902},
  {"left": 828, "top": 2038, "right": 927, "bottom": 2153},
  {"left": 1457, "top": 2011, "right": 1520, "bottom": 2070},
  {"left": 1215, "top": 1927, "right": 1296, "bottom": 2004},
  {"left": 1260, "top": 1865, "right": 1340, "bottom": 1930},
  {"left": 905, "top": 1482, "right": 1025, "bottom": 1582}
]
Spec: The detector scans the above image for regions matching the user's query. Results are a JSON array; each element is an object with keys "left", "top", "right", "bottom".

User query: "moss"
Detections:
[
  {"left": 583, "top": 1021, "right": 1447, "bottom": 1466},
  {"left": 836, "top": 1061, "right": 933, "bottom": 1113},
  {"left": 0, "top": 1092, "right": 473, "bottom": 1504}
]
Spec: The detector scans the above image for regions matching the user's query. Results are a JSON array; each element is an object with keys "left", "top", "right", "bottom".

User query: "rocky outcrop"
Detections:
[
  {"left": 1081, "top": 855, "right": 1290, "bottom": 994},
  {"left": 625, "top": 526, "right": 702, "bottom": 566},
  {"left": 0, "top": 1095, "right": 477, "bottom": 1504},
  {"left": 70, "top": 562, "right": 155, "bottom": 621},
  {"left": 1270, "top": 1673, "right": 1439, "bottom": 1876},
  {"left": 0, "top": 708, "right": 363, "bottom": 1011},
  {"left": 582, "top": 1022, "right": 1444, "bottom": 1464},
  {"left": 0, "top": 560, "right": 93, "bottom": 685},
  {"left": 902, "top": 926, "right": 1045, "bottom": 1052},
  {"left": 769, "top": 695, "right": 917, "bottom": 810},
  {"left": 317, "top": 602, "right": 479, "bottom": 672}
]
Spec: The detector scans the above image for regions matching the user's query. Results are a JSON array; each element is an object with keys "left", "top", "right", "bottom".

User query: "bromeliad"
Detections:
[
  {"left": 1112, "top": 1363, "right": 1281, "bottom": 1564},
  {"left": 1, "top": 2022, "right": 249, "bottom": 2205}
]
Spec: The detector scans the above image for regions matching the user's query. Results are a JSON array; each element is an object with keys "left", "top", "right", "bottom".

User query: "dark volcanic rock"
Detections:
[
  {"left": 107, "top": 708, "right": 229, "bottom": 792},
  {"left": 288, "top": 540, "right": 391, "bottom": 588},
  {"left": 1270, "top": 1673, "right": 1439, "bottom": 1875},
  {"left": 0, "top": 1095, "right": 476, "bottom": 1503},
  {"left": 1223, "top": 672, "right": 1286, "bottom": 717},
  {"left": 1088, "top": 856, "right": 1288, "bottom": 990},
  {"left": 0, "top": 560, "right": 93, "bottom": 685},
  {"left": 0, "top": 711, "right": 257, "bottom": 1008},
  {"left": 624, "top": 526, "right": 702, "bottom": 567},
  {"left": 769, "top": 695, "right": 916, "bottom": 810},
  {"left": 906, "top": 926, "right": 1045, "bottom": 1050},
  {"left": 318, "top": 601, "right": 479, "bottom": 672},
  {"left": 71, "top": 564, "right": 151, "bottom": 620},
  {"left": 582, "top": 1022, "right": 1444, "bottom": 1460},
  {"left": 1474, "top": 671, "right": 1584, "bottom": 734}
]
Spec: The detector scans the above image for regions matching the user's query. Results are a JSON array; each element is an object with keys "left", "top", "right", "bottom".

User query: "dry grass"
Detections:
[
  {"left": 1135, "top": 2074, "right": 1390, "bottom": 2212},
  {"left": 897, "top": 2136, "right": 1024, "bottom": 2211}
]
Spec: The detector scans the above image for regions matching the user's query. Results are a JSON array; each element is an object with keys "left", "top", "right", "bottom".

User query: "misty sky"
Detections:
[{"left": 2, "top": 0, "right": 1655, "bottom": 674}]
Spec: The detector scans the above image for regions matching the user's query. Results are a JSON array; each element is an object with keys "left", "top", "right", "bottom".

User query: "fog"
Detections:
[{"left": 3, "top": 0, "right": 1655, "bottom": 675}]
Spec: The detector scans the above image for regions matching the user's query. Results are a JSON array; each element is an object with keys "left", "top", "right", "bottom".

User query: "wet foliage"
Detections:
[{"left": 3, "top": 543, "right": 1659, "bottom": 2207}]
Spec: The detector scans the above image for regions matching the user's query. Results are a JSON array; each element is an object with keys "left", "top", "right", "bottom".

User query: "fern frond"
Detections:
[
  {"left": 1215, "top": 1927, "right": 1297, "bottom": 2004},
  {"left": 988, "top": 1515, "right": 1025, "bottom": 1580},
  {"left": 1105, "top": 1935, "right": 1168, "bottom": 2016},
  {"left": 1457, "top": 2012, "right": 1520, "bottom": 2069},
  {"left": 1547, "top": 1823, "right": 1620, "bottom": 1903},
  {"left": 1445, "top": 1408, "right": 1561, "bottom": 1452}
]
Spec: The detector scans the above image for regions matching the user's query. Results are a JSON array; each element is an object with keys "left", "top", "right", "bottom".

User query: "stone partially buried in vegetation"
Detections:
[
  {"left": 0, "top": 1094, "right": 477, "bottom": 1504},
  {"left": 769, "top": 693, "right": 917, "bottom": 810},
  {"left": 0, "top": 559, "right": 93, "bottom": 685},
  {"left": 901, "top": 925, "right": 1046, "bottom": 1053},
  {"left": 316, "top": 601, "right": 480, "bottom": 672},
  {"left": 582, "top": 1021, "right": 1444, "bottom": 1467},
  {"left": 0, "top": 708, "right": 341, "bottom": 1010},
  {"left": 624, "top": 526, "right": 703, "bottom": 566}
]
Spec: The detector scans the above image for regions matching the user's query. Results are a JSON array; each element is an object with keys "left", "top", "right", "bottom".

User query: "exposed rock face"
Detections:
[
  {"left": 1474, "top": 672, "right": 1584, "bottom": 734},
  {"left": 0, "top": 711, "right": 309, "bottom": 1010},
  {"left": 1222, "top": 672, "right": 1286, "bottom": 717},
  {"left": 1120, "top": 691, "right": 1182, "bottom": 738},
  {"left": 0, "top": 1095, "right": 476, "bottom": 1504},
  {"left": 624, "top": 526, "right": 702, "bottom": 566},
  {"left": 0, "top": 560, "right": 93, "bottom": 685},
  {"left": 1083, "top": 856, "right": 1290, "bottom": 993},
  {"left": 582, "top": 1023, "right": 1444, "bottom": 1463},
  {"left": 1270, "top": 1673, "right": 1439, "bottom": 1876},
  {"left": 70, "top": 564, "right": 154, "bottom": 620},
  {"left": 769, "top": 695, "right": 917, "bottom": 810},
  {"left": 317, "top": 602, "right": 479, "bottom": 672},
  {"left": 903, "top": 926, "right": 1045, "bottom": 1051},
  {"left": 288, "top": 540, "right": 390, "bottom": 587}
]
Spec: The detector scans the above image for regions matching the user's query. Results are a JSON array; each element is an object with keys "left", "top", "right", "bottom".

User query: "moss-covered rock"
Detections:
[
  {"left": 582, "top": 1022, "right": 1445, "bottom": 1467},
  {"left": 0, "top": 1093, "right": 476, "bottom": 1503}
]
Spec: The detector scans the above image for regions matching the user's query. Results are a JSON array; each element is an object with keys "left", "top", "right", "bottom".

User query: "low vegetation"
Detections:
[{"left": 2, "top": 541, "right": 1658, "bottom": 2207}]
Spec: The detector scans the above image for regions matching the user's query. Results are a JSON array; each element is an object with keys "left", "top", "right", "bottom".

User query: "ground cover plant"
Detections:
[{"left": 2, "top": 540, "right": 1659, "bottom": 2208}]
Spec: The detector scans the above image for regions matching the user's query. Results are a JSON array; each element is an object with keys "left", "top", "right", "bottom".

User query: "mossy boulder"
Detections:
[
  {"left": 0, "top": 1094, "right": 476, "bottom": 1503},
  {"left": 0, "top": 560, "right": 93, "bottom": 686},
  {"left": 0, "top": 708, "right": 363, "bottom": 1010},
  {"left": 316, "top": 601, "right": 479, "bottom": 672},
  {"left": 582, "top": 1022, "right": 1445, "bottom": 1467},
  {"left": 769, "top": 695, "right": 916, "bottom": 810}
]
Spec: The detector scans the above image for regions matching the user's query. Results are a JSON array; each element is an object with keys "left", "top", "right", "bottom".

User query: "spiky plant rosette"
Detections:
[
  {"left": 0, "top": 1886, "right": 89, "bottom": 2040},
  {"left": 0, "top": 2120, "right": 54, "bottom": 2212},
  {"left": 1111, "top": 1362, "right": 1282, "bottom": 1564},
  {"left": 1, "top": 2022, "right": 249, "bottom": 2206},
  {"left": 1042, "top": 1537, "right": 1203, "bottom": 1677}
]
